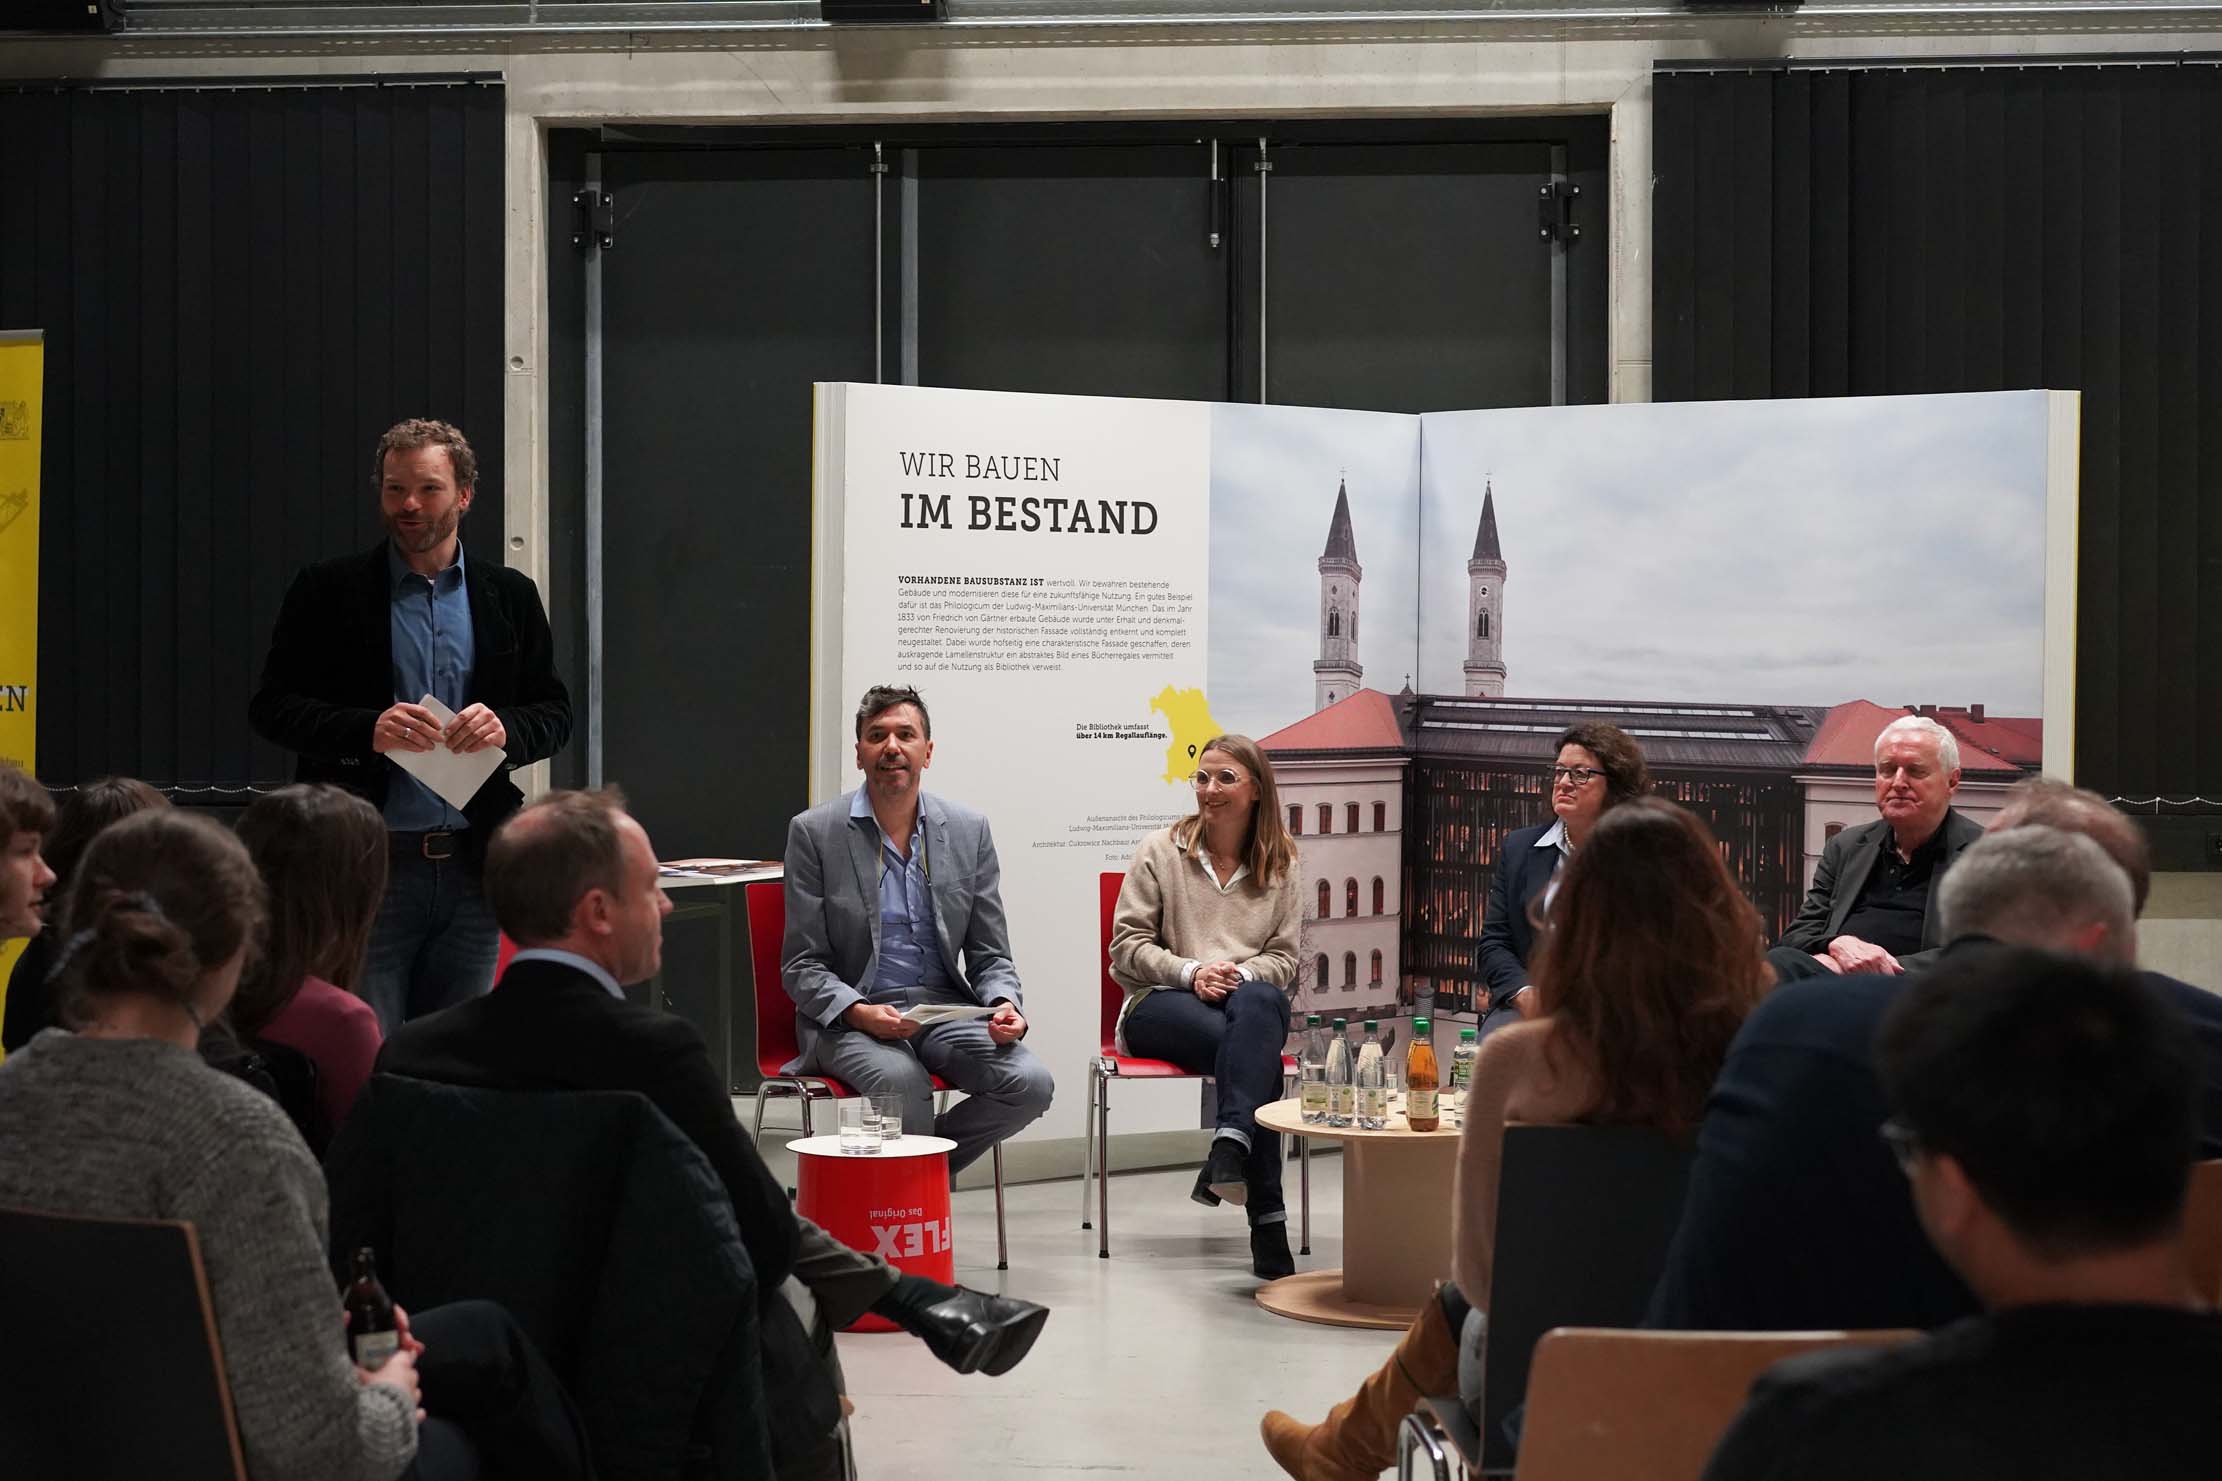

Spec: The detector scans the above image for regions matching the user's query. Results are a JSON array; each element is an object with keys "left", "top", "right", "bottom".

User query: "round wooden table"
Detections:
[{"left": 1252, "top": 1096, "right": 1462, "bottom": 1330}]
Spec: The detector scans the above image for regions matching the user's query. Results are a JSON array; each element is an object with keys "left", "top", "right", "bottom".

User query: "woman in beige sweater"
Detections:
[
  {"left": 1262, "top": 798, "right": 1772, "bottom": 1480},
  {"left": 1110, "top": 733, "right": 1303, "bottom": 1278}
]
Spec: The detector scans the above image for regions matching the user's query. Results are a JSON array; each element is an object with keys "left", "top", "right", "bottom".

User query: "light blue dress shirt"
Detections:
[
  {"left": 849, "top": 789, "right": 955, "bottom": 1006},
  {"left": 384, "top": 540, "right": 477, "bottom": 833}
]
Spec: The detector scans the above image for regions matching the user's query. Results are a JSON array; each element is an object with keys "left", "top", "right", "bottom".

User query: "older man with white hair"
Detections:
[{"left": 1768, "top": 713, "right": 1985, "bottom": 983}]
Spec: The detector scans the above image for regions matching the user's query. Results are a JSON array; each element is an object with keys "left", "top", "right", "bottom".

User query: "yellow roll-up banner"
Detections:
[{"left": 0, "top": 330, "right": 44, "bottom": 1054}]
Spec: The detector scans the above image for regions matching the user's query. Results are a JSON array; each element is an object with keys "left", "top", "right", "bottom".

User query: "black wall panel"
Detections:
[
  {"left": 0, "top": 78, "right": 508, "bottom": 792},
  {"left": 1654, "top": 61, "right": 2222, "bottom": 819}
]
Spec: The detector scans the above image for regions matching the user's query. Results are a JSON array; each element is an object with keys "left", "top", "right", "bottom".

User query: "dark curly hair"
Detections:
[
  {"left": 374, "top": 417, "right": 478, "bottom": 491},
  {"left": 1556, "top": 722, "right": 1650, "bottom": 806}
]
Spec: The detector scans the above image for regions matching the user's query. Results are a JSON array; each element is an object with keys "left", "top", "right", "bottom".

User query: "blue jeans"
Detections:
[
  {"left": 1123, "top": 979, "right": 1290, "bottom": 1220},
  {"left": 361, "top": 847, "right": 500, "bottom": 1034},
  {"left": 805, "top": 1019, "right": 1055, "bottom": 1176}
]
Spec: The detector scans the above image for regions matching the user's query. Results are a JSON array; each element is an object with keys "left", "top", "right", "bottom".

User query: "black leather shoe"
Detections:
[
  {"left": 1190, "top": 1164, "right": 1222, "bottom": 1208},
  {"left": 912, "top": 1287, "right": 1050, "bottom": 1377},
  {"left": 1251, "top": 1221, "right": 1295, "bottom": 1280},
  {"left": 1203, "top": 1137, "right": 1249, "bottom": 1206}
]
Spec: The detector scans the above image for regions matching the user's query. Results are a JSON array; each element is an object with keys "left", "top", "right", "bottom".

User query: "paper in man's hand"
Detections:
[{"left": 389, "top": 694, "right": 503, "bottom": 812}]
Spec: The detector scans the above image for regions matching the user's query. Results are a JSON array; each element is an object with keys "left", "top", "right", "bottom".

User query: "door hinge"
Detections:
[
  {"left": 1538, "top": 181, "right": 1580, "bottom": 244},
  {"left": 572, "top": 188, "right": 614, "bottom": 252}
]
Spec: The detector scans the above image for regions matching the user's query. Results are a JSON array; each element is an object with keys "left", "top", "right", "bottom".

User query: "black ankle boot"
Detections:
[
  {"left": 1202, "top": 1137, "right": 1249, "bottom": 1206},
  {"left": 1250, "top": 1220, "right": 1295, "bottom": 1279}
]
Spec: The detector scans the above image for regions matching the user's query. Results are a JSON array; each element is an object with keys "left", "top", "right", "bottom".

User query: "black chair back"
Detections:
[
  {"left": 1480, "top": 1124, "right": 1698, "bottom": 1473},
  {"left": 0, "top": 1207, "right": 246, "bottom": 1480},
  {"left": 326, "top": 1074, "right": 772, "bottom": 1481}
]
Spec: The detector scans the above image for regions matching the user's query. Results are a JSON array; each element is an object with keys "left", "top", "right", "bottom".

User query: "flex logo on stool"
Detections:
[{"left": 868, "top": 1203, "right": 952, "bottom": 1259}]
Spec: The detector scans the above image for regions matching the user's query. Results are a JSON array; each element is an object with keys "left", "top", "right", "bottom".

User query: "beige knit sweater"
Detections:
[{"left": 1108, "top": 826, "right": 1301, "bottom": 1047}]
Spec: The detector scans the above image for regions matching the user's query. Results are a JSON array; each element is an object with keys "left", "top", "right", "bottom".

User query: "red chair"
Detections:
[
  {"left": 1081, "top": 871, "right": 1306, "bottom": 1259},
  {"left": 745, "top": 879, "right": 1009, "bottom": 1271}
]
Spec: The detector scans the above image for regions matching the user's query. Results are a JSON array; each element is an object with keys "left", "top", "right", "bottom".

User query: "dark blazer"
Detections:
[
  {"left": 1478, "top": 822, "right": 1561, "bottom": 1009},
  {"left": 1775, "top": 810, "right": 1985, "bottom": 967},
  {"left": 247, "top": 541, "right": 572, "bottom": 849},
  {"left": 375, "top": 957, "right": 798, "bottom": 1290},
  {"left": 374, "top": 959, "right": 839, "bottom": 1469},
  {"left": 326, "top": 1073, "right": 774, "bottom": 1481},
  {"left": 1646, "top": 936, "right": 2222, "bottom": 1336}
]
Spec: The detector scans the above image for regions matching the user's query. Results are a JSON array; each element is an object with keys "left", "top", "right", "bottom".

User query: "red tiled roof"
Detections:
[
  {"left": 1260, "top": 688, "right": 1406, "bottom": 752},
  {"left": 1802, "top": 700, "right": 2039, "bottom": 774}
]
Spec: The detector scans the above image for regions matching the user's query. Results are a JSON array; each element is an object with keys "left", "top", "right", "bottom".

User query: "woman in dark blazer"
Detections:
[{"left": 1475, "top": 722, "right": 1648, "bottom": 1025}]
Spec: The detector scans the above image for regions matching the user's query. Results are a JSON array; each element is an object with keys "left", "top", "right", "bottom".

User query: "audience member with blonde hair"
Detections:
[{"left": 1111, "top": 733, "right": 1303, "bottom": 1277}]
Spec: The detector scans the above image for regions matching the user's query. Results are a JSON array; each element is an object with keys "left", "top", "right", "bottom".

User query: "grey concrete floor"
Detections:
[{"left": 753, "top": 1129, "right": 1400, "bottom": 1481}]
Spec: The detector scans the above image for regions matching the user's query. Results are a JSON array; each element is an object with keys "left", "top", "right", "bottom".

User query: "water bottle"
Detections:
[
  {"left": 1356, "top": 1019, "right": 1388, "bottom": 1130},
  {"left": 1325, "top": 1017, "right": 1354, "bottom": 1127},
  {"left": 1298, "top": 1013, "right": 1328, "bottom": 1124},
  {"left": 1450, "top": 1028, "right": 1479, "bottom": 1123}
]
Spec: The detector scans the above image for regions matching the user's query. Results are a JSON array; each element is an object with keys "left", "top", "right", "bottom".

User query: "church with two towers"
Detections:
[{"left": 1313, "top": 477, "right": 1508, "bottom": 711}]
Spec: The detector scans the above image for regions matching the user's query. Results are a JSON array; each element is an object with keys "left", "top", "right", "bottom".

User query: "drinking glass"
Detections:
[
  {"left": 839, "top": 1099, "right": 882, "bottom": 1154},
  {"left": 874, "top": 1092, "right": 905, "bottom": 1143}
]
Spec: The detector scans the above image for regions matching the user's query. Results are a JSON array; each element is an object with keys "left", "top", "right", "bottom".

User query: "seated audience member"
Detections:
[
  {"left": 1476, "top": 722, "right": 1647, "bottom": 1035},
  {"left": 1767, "top": 714, "right": 1982, "bottom": 983},
  {"left": 1701, "top": 948, "right": 2221, "bottom": 1481},
  {"left": 379, "top": 789, "right": 1048, "bottom": 1480},
  {"left": 1983, "top": 778, "right": 2222, "bottom": 1148},
  {"left": 0, "top": 808, "right": 590, "bottom": 1481},
  {"left": 1262, "top": 798, "right": 1770, "bottom": 1481},
  {"left": 0, "top": 762, "right": 57, "bottom": 974},
  {"left": 1110, "top": 733, "right": 1303, "bottom": 1277},
  {"left": 228, "top": 785, "right": 390, "bottom": 1139},
  {"left": 781, "top": 684, "right": 1054, "bottom": 1174},
  {"left": 2, "top": 774, "right": 163, "bottom": 1051},
  {"left": 1648, "top": 814, "right": 2182, "bottom": 1333}
]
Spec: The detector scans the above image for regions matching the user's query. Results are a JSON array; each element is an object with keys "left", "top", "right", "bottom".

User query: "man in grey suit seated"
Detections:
[{"left": 782, "top": 684, "right": 1055, "bottom": 1174}]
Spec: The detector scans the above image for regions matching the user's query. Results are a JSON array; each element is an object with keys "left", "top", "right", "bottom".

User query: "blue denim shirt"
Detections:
[
  {"left": 384, "top": 540, "right": 476, "bottom": 833},
  {"left": 849, "top": 789, "right": 953, "bottom": 1006}
]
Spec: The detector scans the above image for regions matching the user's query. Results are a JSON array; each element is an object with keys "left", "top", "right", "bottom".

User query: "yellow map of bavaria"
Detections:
[{"left": 1149, "top": 686, "right": 1222, "bottom": 785}]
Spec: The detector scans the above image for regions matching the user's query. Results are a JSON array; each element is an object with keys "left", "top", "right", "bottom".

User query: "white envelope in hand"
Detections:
[{"left": 389, "top": 695, "right": 504, "bottom": 812}]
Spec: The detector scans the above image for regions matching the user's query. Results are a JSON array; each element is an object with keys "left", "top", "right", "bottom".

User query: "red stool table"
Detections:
[{"left": 789, "top": 1133, "right": 958, "bottom": 1332}]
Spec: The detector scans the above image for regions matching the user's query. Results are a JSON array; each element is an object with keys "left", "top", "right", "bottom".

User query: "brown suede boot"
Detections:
[{"left": 1260, "top": 1294, "right": 1460, "bottom": 1480}]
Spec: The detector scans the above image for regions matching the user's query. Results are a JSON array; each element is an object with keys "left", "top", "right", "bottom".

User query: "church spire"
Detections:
[
  {"left": 1463, "top": 480, "right": 1508, "bottom": 698},
  {"left": 1322, "top": 478, "right": 1359, "bottom": 563},
  {"left": 1314, "top": 476, "right": 1363, "bottom": 711},
  {"left": 1472, "top": 481, "right": 1502, "bottom": 561}
]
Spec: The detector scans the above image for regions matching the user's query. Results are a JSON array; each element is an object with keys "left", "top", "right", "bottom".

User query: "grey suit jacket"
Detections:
[
  {"left": 779, "top": 789, "right": 1023, "bottom": 1073},
  {"left": 1776, "top": 808, "right": 1986, "bottom": 967}
]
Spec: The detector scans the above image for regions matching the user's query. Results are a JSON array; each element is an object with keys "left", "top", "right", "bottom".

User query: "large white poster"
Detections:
[
  {"left": 817, "top": 383, "right": 1221, "bottom": 1144},
  {"left": 812, "top": 382, "right": 2076, "bottom": 1150}
]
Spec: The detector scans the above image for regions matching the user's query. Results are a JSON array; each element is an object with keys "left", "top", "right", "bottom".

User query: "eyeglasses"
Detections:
[
  {"left": 1550, "top": 765, "right": 1606, "bottom": 786},
  {"left": 1190, "top": 768, "right": 1251, "bottom": 790},
  {"left": 1878, "top": 1119, "right": 1923, "bottom": 1176}
]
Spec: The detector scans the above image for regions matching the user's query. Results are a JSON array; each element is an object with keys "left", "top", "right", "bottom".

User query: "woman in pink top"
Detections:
[{"left": 231, "top": 785, "right": 389, "bottom": 1143}]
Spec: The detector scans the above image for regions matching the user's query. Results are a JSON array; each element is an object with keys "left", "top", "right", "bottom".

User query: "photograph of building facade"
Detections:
[{"left": 1261, "top": 477, "right": 2043, "bottom": 1020}]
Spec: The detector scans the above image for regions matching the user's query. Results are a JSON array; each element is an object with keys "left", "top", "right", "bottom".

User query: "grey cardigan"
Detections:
[{"left": 0, "top": 1031, "right": 416, "bottom": 1481}]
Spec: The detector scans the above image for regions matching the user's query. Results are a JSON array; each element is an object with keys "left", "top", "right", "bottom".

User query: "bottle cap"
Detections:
[
  {"left": 1332, "top": 1017, "right": 1347, "bottom": 1028},
  {"left": 1414, "top": 1017, "right": 1430, "bottom": 1033},
  {"left": 1460, "top": 1028, "right": 1477, "bottom": 1040},
  {"left": 1363, "top": 1019, "right": 1378, "bottom": 1031},
  {"left": 1307, "top": 1014, "right": 1321, "bottom": 1026}
]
